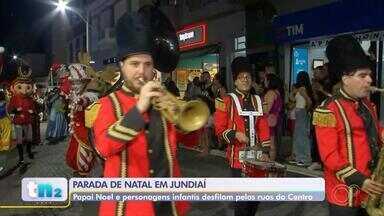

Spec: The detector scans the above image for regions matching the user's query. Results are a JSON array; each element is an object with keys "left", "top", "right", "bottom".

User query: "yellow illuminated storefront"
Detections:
[
  {"left": 175, "top": 22, "right": 219, "bottom": 97},
  {"left": 174, "top": 53, "right": 219, "bottom": 97}
]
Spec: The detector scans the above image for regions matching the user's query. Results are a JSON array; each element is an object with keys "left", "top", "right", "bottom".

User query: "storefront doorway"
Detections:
[{"left": 174, "top": 53, "right": 219, "bottom": 98}]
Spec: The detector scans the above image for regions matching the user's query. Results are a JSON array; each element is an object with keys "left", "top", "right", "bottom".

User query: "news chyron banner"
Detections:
[{"left": 19, "top": 178, "right": 325, "bottom": 203}]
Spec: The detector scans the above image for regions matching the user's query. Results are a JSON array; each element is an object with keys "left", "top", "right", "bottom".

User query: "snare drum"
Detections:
[
  {"left": 242, "top": 159, "right": 286, "bottom": 177},
  {"left": 238, "top": 148, "right": 263, "bottom": 163}
]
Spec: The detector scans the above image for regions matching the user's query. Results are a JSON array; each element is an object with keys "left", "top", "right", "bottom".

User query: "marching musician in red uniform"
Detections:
[
  {"left": 313, "top": 35, "right": 384, "bottom": 216},
  {"left": 214, "top": 56, "right": 270, "bottom": 216},
  {"left": 90, "top": 7, "right": 191, "bottom": 216}
]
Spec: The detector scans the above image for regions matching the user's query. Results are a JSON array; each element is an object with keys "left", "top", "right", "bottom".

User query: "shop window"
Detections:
[
  {"left": 175, "top": 53, "right": 219, "bottom": 97},
  {"left": 235, "top": 36, "right": 246, "bottom": 51},
  {"left": 234, "top": 50, "right": 246, "bottom": 58},
  {"left": 360, "top": 41, "right": 370, "bottom": 54}
]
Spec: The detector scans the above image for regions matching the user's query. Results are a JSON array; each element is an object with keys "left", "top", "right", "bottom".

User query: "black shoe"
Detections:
[
  {"left": 28, "top": 153, "right": 34, "bottom": 159},
  {"left": 296, "top": 161, "right": 309, "bottom": 167},
  {"left": 17, "top": 160, "right": 24, "bottom": 167}
]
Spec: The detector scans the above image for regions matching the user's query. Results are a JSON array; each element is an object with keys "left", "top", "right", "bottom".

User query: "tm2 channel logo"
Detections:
[{"left": 22, "top": 178, "right": 68, "bottom": 201}]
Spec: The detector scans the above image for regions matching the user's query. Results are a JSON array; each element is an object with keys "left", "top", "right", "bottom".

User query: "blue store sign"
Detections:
[{"left": 273, "top": 0, "right": 384, "bottom": 43}]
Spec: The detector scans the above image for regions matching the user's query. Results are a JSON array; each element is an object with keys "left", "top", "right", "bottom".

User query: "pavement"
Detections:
[
  {"left": 0, "top": 123, "right": 329, "bottom": 216},
  {"left": 199, "top": 149, "right": 323, "bottom": 178},
  {"left": 183, "top": 149, "right": 327, "bottom": 216}
]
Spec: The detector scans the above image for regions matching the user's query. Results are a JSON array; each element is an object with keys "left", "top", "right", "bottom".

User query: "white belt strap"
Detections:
[{"left": 228, "top": 93, "right": 264, "bottom": 147}]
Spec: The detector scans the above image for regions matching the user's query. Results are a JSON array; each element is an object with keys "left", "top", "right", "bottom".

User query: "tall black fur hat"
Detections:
[
  {"left": 116, "top": 12, "right": 153, "bottom": 60},
  {"left": 115, "top": 6, "right": 179, "bottom": 73},
  {"left": 326, "top": 35, "right": 371, "bottom": 81},
  {"left": 231, "top": 56, "right": 253, "bottom": 80}
]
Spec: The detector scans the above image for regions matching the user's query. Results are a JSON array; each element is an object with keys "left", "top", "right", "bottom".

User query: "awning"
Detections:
[{"left": 273, "top": 0, "right": 384, "bottom": 43}]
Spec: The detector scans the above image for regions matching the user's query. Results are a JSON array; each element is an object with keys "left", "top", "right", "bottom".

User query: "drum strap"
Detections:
[{"left": 228, "top": 93, "right": 263, "bottom": 147}]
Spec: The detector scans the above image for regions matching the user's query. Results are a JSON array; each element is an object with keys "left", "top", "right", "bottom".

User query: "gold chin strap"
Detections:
[
  {"left": 123, "top": 80, "right": 140, "bottom": 94},
  {"left": 152, "top": 69, "right": 161, "bottom": 82}
]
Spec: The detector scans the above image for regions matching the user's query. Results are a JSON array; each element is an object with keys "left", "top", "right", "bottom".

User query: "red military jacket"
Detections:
[
  {"left": 92, "top": 85, "right": 189, "bottom": 216},
  {"left": 8, "top": 94, "right": 35, "bottom": 125},
  {"left": 214, "top": 89, "right": 270, "bottom": 169},
  {"left": 313, "top": 89, "right": 383, "bottom": 207}
]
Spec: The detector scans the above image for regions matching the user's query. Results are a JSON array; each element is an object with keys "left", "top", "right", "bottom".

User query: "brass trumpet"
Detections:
[{"left": 139, "top": 78, "right": 210, "bottom": 132}]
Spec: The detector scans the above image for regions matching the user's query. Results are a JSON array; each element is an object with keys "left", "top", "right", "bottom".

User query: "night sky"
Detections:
[
  {"left": 0, "top": 0, "right": 53, "bottom": 55},
  {"left": 0, "top": 0, "right": 57, "bottom": 81}
]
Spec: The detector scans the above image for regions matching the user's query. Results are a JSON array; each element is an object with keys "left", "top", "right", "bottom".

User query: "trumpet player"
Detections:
[
  {"left": 313, "top": 35, "right": 384, "bottom": 216},
  {"left": 88, "top": 9, "right": 192, "bottom": 216},
  {"left": 214, "top": 56, "right": 271, "bottom": 216}
]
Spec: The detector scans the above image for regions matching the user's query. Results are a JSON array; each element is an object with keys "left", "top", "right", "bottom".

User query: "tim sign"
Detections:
[{"left": 177, "top": 23, "right": 207, "bottom": 51}]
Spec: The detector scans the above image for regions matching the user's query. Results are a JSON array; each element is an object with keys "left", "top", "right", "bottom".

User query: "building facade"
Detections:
[
  {"left": 165, "top": 0, "right": 246, "bottom": 93},
  {"left": 85, "top": 0, "right": 247, "bottom": 94},
  {"left": 272, "top": 0, "right": 384, "bottom": 119},
  {"left": 51, "top": 0, "right": 344, "bottom": 90},
  {"left": 88, "top": 0, "right": 152, "bottom": 69},
  {"left": 50, "top": 0, "right": 89, "bottom": 64}
]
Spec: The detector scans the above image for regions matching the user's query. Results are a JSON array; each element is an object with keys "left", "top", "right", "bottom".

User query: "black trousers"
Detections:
[
  {"left": 311, "top": 126, "right": 321, "bottom": 163},
  {"left": 17, "top": 142, "right": 32, "bottom": 162},
  {"left": 329, "top": 203, "right": 368, "bottom": 216},
  {"left": 231, "top": 168, "right": 259, "bottom": 216}
]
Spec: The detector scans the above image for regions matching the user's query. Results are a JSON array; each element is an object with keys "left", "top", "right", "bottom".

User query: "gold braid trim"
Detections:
[
  {"left": 334, "top": 99, "right": 354, "bottom": 207},
  {"left": 85, "top": 102, "right": 101, "bottom": 128},
  {"left": 109, "top": 92, "right": 127, "bottom": 216},
  {"left": 313, "top": 108, "right": 336, "bottom": 127},
  {"left": 215, "top": 98, "right": 226, "bottom": 111}
]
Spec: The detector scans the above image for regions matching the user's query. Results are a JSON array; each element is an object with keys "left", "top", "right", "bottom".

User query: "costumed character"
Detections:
[
  {"left": 45, "top": 64, "right": 69, "bottom": 144},
  {"left": 65, "top": 53, "right": 103, "bottom": 177},
  {"left": 0, "top": 90, "right": 13, "bottom": 172},
  {"left": 45, "top": 87, "right": 68, "bottom": 144},
  {"left": 45, "top": 63, "right": 64, "bottom": 120},
  {"left": 48, "top": 63, "right": 62, "bottom": 88},
  {"left": 0, "top": 90, "right": 12, "bottom": 151},
  {"left": 88, "top": 5, "right": 209, "bottom": 216},
  {"left": 7, "top": 67, "right": 36, "bottom": 164}
]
